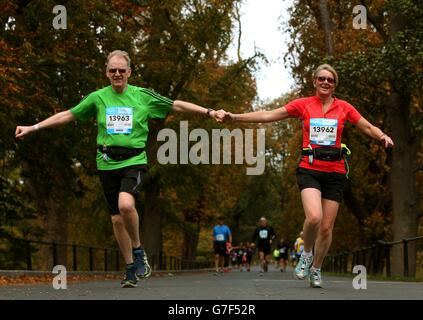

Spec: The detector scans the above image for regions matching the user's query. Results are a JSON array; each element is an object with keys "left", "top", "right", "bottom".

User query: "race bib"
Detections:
[
  {"left": 259, "top": 230, "right": 268, "bottom": 239},
  {"left": 310, "top": 118, "right": 337, "bottom": 146},
  {"left": 299, "top": 244, "right": 304, "bottom": 253},
  {"left": 216, "top": 234, "right": 224, "bottom": 241},
  {"left": 106, "top": 107, "right": 133, "bottom": 134},
  {"left": 280, "top": 248, "right": 285, "bottom": 254}
]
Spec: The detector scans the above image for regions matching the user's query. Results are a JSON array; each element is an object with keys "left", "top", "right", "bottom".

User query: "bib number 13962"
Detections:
[{"left": 309, "top": 118, "right": 337, "bottom": 146}]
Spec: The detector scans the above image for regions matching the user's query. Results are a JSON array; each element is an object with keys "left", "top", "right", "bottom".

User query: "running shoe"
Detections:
[
  {"left": 121, "top": 264, "right": 138, "bottom": 288},
  {"left": 309, "top": 268, "right": 323, "bottom": 288},
  {"left": 294, "top": 255, "right": 313, "bottom": 280},
  {"left": 134, "top": 251, "right": 152, "bottom": 279}
]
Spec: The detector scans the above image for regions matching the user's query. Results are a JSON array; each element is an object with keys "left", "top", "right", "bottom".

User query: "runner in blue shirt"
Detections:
[{"left": 212, "top": 216, "right": 232, "bottom": 275}]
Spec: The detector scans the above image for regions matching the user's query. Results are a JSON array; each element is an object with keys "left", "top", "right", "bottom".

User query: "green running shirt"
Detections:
[{"left": 70, "top": 85, "right": 173, "bottom": 170}]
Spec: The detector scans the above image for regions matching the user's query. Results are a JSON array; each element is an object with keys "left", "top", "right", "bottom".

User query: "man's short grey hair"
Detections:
[{"left": 107, "top": 50, "right": 131, "bottom": 68}]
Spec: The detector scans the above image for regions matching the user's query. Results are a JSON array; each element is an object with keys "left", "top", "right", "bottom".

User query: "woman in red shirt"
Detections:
[{"left": 218, "top": 64, "right": 394, "bottom": 288}]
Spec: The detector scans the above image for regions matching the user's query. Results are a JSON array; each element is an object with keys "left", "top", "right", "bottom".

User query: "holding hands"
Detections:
[{"left": 212, "top": 109, "right": 234, "bottom": 123}]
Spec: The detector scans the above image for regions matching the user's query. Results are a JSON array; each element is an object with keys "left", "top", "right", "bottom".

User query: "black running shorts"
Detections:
[
  {"left": 258, "top": 244, "right": 271, "bottom": 255},
  {"left": 214, "top": 242, "right": 227, "bottom": 256},
  {"left": 98, "top": 165, "right": 148, "bottom": 215},
  {"left": 296, "top": 167, "right": 346, "bottom": 203}
]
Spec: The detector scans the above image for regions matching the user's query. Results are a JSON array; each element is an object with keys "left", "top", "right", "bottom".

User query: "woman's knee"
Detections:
[
  {"left": 305, "top": 213, "right": 322, "bottom": 227},
  {"left": 111, "top": 214, "right": 124, "bottom": 226},
  {"left": 319, "top": 225, "right": 334, "bottom": 238}
]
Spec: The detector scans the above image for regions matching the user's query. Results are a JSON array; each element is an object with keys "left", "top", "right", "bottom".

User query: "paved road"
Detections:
[{"left": 1, "top": 266, "right": 422, "bottom": 300}]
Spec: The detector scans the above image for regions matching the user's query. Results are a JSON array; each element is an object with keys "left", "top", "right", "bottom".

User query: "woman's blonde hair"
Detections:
[{"left": 313, "top": 64, "right": 338, "bottom": 86}]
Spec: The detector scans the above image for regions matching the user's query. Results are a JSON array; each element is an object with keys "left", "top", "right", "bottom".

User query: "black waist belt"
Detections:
[
  {"left": 302, "top": 147, "right": 345, "bottom": 161},
  {"left": 98, "top": 145, "right": 145, "bottom": 161}
]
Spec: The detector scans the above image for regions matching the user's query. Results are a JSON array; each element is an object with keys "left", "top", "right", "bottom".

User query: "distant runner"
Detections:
[
  {"left": 212, "top": 216, "right": 232, "bottom": 275},
  {"left": 252, "top": 217, "right": 276, "bottom": 275}
]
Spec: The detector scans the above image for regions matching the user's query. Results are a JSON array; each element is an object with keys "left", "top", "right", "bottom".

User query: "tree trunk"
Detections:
[
  {"left": 25, "top": 161, "right": 69, "bottom": 271},
  {"left": 307, "top": 0, "right": 334, "bottom": 57},
  {"left": 386, "top": 9, "right": 419, "bottom": 277},
  {"left": 182, "top": 191, "right": 207, "bottom": 261},
  {"left": 140, "top": 120, "right": 164, "bottom": 269},
  {"left": 229, "top": 208, "right": 244, "bottom": 245},
  {"left": 343, "top": 186, "right": 371, "bottom": 248},
  {"left": 318, "top": 0, "right": 334, "bottom": 57},
  {"left": 140, "top": 174, "right": 162, "bottom": 269},
  {"left": 386, "top": 92, "right": 419, "bottom": 277},
  {"left": 234, "top": 2, "right": 243, "bottom": 62},
  {"left": 182, "top": 222, "right": 200, "bottom": 261},
  {"left": 39, "top": 200, "right": 68, "bottom": 270}
]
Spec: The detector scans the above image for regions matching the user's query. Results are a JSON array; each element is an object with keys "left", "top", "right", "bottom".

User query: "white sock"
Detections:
[{"left": 301, "top": 250, "right": 313, "bottom": 258}]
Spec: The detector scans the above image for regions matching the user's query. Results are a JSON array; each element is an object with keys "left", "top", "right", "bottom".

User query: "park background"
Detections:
[{"left": 0, "top": 0, "right": 422, "bottom": 278}]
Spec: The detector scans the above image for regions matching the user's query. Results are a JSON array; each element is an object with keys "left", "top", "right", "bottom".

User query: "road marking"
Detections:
[
  {"left": 253, "top": 279, "right": 303, "bottom": 282},
  {"left": 252, "top": 279, "right": 423, "bottom": 285},
  {"left": 252, "top": 279, "right": 349, "bottom": 284}
]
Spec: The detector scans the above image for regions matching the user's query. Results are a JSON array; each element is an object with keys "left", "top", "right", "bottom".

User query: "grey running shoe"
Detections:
[
  {"left": 309, "top": 268, "right": 323, "bottom": 288},
  {"left": 294, "top": 255, "right": 313, "bottom": 280}
]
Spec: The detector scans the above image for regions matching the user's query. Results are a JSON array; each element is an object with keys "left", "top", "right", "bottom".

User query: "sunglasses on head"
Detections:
[
  {"left": 108, "top": 68, "right": 127, "bottom": 74},
  {"left": 316, "top": 76, "right": 335, "bottom": 84}
]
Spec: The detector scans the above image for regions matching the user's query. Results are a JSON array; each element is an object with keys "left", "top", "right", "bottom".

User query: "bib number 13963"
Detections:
[
  {"left": 106, "top": 107, "right": 133, "bottom": 134},
  {"left": 309, "top": 118, "right": 337, "bottom": 146}
]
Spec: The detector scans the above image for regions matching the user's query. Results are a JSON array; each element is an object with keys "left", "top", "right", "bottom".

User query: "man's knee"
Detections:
[
  {"left": 118, "top": 192, "right": 136, "bottom": 215},
  {"left": 118, "top": 200, "right": 136, "bottom": 215}
]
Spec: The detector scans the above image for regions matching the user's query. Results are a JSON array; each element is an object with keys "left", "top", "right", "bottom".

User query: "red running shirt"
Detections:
[{"left": 285, "top": 96, "right": 362, "bottom": 174}]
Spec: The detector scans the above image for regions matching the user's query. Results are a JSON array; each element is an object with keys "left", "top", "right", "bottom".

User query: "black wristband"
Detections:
[{"left": 207, "top": 108, "right": 214, "bottom": 116}]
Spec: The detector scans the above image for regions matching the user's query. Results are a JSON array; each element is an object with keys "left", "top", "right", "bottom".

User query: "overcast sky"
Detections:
[{"left": 227, "top": 0, "right": 295, "bottom": 102}]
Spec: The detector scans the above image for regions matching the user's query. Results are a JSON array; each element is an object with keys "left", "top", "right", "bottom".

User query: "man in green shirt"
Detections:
[{"left": 15, "top": 50, "right": 221, "bottom": 288}]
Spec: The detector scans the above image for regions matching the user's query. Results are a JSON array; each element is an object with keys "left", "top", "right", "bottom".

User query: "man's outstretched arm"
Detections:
[
  {"left": 171, "top": 100, "right": 226, "bottom": 121},
  {"left": 15, "top": 110, "right": 75, "bottom": 139}
]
